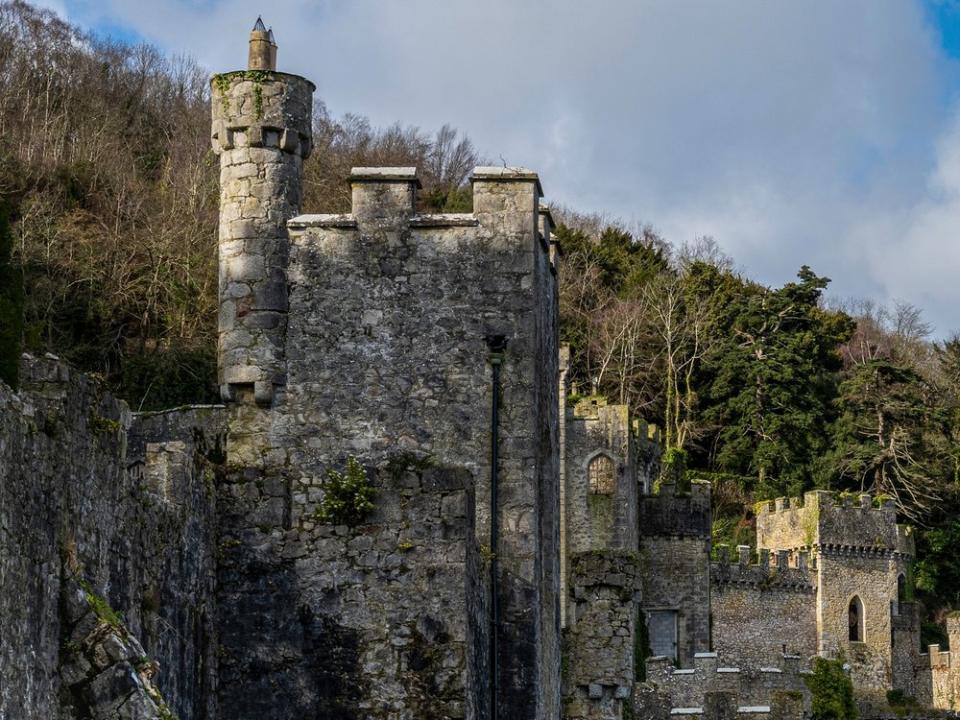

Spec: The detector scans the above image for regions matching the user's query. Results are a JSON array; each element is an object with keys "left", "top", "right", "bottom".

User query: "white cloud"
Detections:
[
  {"left": 859, "top": 110, "right": 960, "bottom": 337},
  {"left": 67, "top": 0, "right": 960, "bottom": 335}
]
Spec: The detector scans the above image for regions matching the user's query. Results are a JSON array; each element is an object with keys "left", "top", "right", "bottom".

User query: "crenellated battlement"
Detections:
[
  {"left": 642, "top": 651, "right": 811, "bottom": 718},
  {"left": 638, "top": 479, "right": 711, "bottom": 538},
  {"left": 210, "top": 71, "right": 314, "bottom": 159},
  {"left": 711, "top": 544, "right": 816, "bottom": 593},
  {"left": 755, "top": 490, "right": 914, "bottom": 557}
]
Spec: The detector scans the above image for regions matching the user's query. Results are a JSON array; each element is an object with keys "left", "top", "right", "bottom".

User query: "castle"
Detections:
[{"left": 1, "top": 22, "right": 959, "bottom": 720}]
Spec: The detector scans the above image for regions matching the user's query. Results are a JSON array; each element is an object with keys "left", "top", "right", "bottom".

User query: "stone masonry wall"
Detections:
[
  {"left": 710, "top": 549, "right": 817, "bottom": 668},
  {"left": 564, "top": 399, "right": 638, "bottom": 555},
  {"left": 641, "top": 653, "right": 810, "bottom": 719},
  {"left": 215, "top": 454, "right": 484, "bottom": 720},
  {"left": 817, "top": 548, "right": 906, "bottom": 700},
  {"left": 756, "top": 491, "right": 914, "bottom": 555},
  {"left": 0, "top": 354, "right": 224, "bottom": 719},
  {"left": 757, "top": 489, "right": 915, "bottom": 706},
  {"left": 638, "top": 480, "right": 711, "bottom": 667},
  {"left": 641, "top": 536, "right": 711, "bottom": 667},
  {"left": 894, "top": 606, "right": 960, "bottom": 712},
  {"left": 215, "top": 167, "right": 561, "bottom": 719},
  {"left": 563, "top": 551, "right": 640, "bottom": 720},
  {"left": 127, "top": 404, "right": 226, "bottom": 720}
]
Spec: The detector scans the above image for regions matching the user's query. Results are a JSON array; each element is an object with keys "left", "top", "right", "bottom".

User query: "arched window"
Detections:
[
  {"left": 588, "top": 454, "right": 615, "bottom": 495},
  {"left": 897, "top": 574, "right": 907, "bottom": 605},
  {"left": 849, "top": 596, "right": 864, "bottom": 642}
]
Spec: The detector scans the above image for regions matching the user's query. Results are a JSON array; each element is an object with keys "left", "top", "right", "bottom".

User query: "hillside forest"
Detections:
[{"left": 2, "top": 0, "right": 960, "bottom": 645}]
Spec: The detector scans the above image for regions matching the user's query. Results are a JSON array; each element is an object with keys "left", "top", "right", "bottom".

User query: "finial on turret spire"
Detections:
[{"left": 248, "top": 17, "right": 277, "bottom": 71}]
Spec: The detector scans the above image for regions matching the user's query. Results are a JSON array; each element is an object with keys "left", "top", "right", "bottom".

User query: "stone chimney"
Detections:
[{"left": 248, "top": 17, "right": 277, "bottom": 71}]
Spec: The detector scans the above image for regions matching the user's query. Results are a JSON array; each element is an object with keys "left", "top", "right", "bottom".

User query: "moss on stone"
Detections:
[
  {"left": 212, "top": 70, "right": 274, "bottom": 118},
  {"left": 79, "top": 581, "right": 124, "bottom": 629},
  {"left": 88, "top": 412, "right": 122, "bottom": 435}
]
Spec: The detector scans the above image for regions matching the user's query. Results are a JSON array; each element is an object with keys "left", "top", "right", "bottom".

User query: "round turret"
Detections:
[{"left": 211, "top": 23, "right": 314, "bottom": 405}]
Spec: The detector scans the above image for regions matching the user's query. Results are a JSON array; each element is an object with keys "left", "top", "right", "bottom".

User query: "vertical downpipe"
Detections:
[{"left": 487, "top": 335, "right": 507, "bottom": 720}]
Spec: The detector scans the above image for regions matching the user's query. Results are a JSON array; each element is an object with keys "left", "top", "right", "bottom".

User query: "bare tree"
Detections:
[{"left": 642, "top": 270, "right": 717, "bottom": 451}]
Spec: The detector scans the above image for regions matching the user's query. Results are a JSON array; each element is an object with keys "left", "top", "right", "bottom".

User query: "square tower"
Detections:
[
  {"left": 214, "top": 157, "right": 562, "bottom": 716},
  {"left": 756, "top": 491, "right": 915, "bottom": 701}
]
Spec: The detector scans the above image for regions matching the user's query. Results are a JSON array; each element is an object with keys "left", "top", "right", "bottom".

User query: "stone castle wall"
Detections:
[
  {"left": 215, "top": 450, "right": 487, "bottom": 719},
  {"left": 816, "top": 548, "right": 904, "bottom": 698},
  {"left": 213, "top": 160, "right": 562, "bottom": 718},
  {"left": 639, "top": 653, "right": 809, "bottom": 719},
  {"left": 638, "top": 481, "right": 711, "bottom": 667},
  {"left": 888, "top": 604, "right": 960, "bottom": 712},
  {"left": 756, "top": 491, "right": 915, "bottom": 555},
  {"left": 564, "top": 399, "right": 638, "bottom": 555},
  {"left": 563, "top": 551, "right": 641, "bottom": 720},
  {"left": 757, "top": 489, "right": 914, "bottom": 703},
  {"left": 0, "top": 354, "right": 225, "bottom": 719},
  {"left": 710, "top": 549, "right": 818, "bottom": 668}
]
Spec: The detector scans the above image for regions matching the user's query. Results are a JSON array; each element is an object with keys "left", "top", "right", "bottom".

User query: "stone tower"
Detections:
[
  {"left": 210, "top": 21, "right": 313, "bottom": 405},
  {"left": 756, "top": 491, "right": 915, "bottom": 703}
]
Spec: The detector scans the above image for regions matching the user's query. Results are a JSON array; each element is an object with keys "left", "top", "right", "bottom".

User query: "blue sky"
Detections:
[
  {"left": 34, "top": 0, "right": 960, "bottom": 338},
  {"left": 925, "top": 0, "right": 960, "bottom": 60}
]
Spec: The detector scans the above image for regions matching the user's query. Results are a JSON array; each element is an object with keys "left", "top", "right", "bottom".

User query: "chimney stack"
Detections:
[{"left": 248, "top": 17, "right": 277, "bottom": 71}]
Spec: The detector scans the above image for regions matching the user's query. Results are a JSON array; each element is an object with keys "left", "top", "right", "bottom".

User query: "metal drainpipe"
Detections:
[{"left": 486, "top": 334, "right": 507, "bottom": 720}]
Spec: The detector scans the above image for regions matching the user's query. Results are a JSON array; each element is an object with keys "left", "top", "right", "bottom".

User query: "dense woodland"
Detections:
[{"left": 2, "top": 0, "right": 960, "bottom": 643}]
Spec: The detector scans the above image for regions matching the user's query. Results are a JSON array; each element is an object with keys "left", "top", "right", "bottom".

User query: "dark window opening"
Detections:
[{"left": 849, "top": 596, "right": 864, "bottom": 642}]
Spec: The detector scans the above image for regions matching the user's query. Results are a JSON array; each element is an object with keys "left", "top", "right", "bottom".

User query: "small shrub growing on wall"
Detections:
[
  {"left": 805, "top": 656, "right": 858, "bottom": 720},
  {"left": 315, "top": 457, "right": 375, "bottom": 527}
]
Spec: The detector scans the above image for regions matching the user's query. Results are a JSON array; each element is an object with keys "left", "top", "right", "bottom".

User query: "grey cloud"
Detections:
[{"left": 69, "top": 0, "right": 960, "bottom": 335}]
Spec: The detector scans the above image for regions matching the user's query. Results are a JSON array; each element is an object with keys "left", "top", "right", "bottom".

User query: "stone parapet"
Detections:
[
  {"left": 756, "top": 491, "right": 914, "bottom": 557},
  {"left": 210, "top": 71, "right": 314, "bottom": 159},
  {"left": 638, "top": 480, "right": 711, "bottom": 538},
  {"left": 711, "top": 546, "right": 816, "bottom": 592},
  {"left": 642, "top": 652, "right": 810, "bottom": 719}
]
